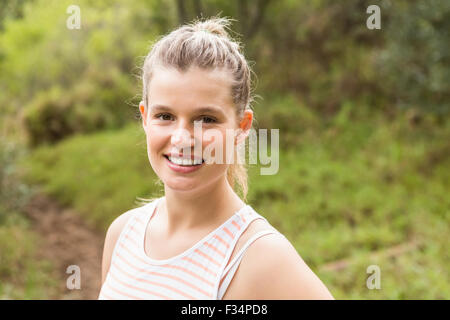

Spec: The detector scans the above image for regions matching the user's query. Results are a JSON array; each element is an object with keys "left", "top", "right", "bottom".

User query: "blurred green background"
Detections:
[{"left": 0, "top": 0, "right": 448, "bottom": 299}]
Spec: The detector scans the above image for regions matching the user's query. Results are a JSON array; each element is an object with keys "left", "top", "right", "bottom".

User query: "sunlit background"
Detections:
[{"left": 0, "top": 0, "right": 448, "bottom": 299}]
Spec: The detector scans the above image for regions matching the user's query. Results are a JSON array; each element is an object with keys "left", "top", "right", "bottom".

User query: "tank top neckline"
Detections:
[{"left": 139, "top": 197, "right": 250, "bottom": 265}]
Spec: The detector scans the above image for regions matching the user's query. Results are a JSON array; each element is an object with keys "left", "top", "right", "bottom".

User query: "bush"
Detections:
[
  {"left": 253, "top": 94, "right": 322, "bottom": 149},
  {"left": 377, "top": 0, "right": 450, "bottom": 116},
  {"left": 22, "top": 67, "right": 135, "bottom": 146},
  {"left": 0, "top": 0, "right": 165, "bottom": 146},
  {"left": 0, "top": 140, "right": 31, "bottom": 223}
]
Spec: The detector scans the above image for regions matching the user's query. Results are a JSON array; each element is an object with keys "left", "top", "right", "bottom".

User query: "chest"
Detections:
[
  {"left": 143, "top": 219, "right": 217, "bottom": 260},
  {"left": 136, "top": 210, "right": 271, "bottom": 299}
]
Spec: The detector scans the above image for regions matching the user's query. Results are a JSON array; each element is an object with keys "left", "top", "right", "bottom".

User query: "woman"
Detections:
[{"left": 98, "top": 17, "right": 333, "bottom": 300}]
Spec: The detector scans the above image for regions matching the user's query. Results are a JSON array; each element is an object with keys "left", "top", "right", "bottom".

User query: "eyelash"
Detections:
[{"left": 154, "top": 113, "right": 217, "bottom": 124}]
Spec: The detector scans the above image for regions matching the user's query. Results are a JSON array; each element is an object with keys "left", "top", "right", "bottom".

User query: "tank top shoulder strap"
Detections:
[
  {"left": 213, "top": 206, "right": 284, "bottom": 299},
  {"left": 109, "top": 198, "right": 160, "bottom": 267},
  {"left": 216, "top": 229, "right": 283, "bottom": 300}
]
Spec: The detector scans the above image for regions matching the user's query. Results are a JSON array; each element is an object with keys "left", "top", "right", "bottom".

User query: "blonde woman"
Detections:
[{"left": 98, "top": 17, "right": 333, "bottom": 300}]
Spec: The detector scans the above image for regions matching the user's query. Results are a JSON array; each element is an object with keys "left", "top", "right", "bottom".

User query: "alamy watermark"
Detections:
[
  {"left": 166, "top": 121, "right": 280, "bottom": 175},
  {"left": 66, "top": 5, "right": 81, "bottom": 30},
  {"left": 66, "top": 265, "right": 81, "bottom": 290},
  {"left": 366, "top": 5, "right": 381, "bottom": 30},
  {"left": 366, "top": 265, "right": 381, "bottom": 289}
]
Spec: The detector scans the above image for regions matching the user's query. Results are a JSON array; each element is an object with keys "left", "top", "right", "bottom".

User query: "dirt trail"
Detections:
[{"left": 24, "top": 194, "right": 105, "bottom": 300}]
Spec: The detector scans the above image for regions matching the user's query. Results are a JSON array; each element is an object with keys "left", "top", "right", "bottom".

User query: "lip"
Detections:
[
  {"left": 165, "top": 152, "right": 203, "bottom": 162},
  {"left": 164, "top": 155, "right": 204, "bottom": 173}
]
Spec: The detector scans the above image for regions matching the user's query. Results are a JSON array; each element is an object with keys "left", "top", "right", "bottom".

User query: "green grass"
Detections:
[
  {"left": 19, "top": 104, "right": 450, "bottom": 299},
  {"left": 0, "top": 212, "right": 58, "bottom": 299},
  {"left": 19, "top": 124, "right": 159, "bottom": 231},
  {"left": 0, "top": 138, "right": 58, "bottom": 299}
]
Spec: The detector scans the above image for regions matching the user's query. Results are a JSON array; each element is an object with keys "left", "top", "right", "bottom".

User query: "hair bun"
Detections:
[{"left": 191, "top": 17, "right": 232, "bottom": 39}]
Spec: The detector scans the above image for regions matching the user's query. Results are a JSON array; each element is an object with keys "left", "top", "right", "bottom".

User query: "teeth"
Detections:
[{"left": 168, "top": 156, "right": 202, "bottom": 166}]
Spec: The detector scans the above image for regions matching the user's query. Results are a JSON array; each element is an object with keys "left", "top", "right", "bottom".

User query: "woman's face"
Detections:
[{"left": 140, "top": 66, "right": 251, "bottom": 194}]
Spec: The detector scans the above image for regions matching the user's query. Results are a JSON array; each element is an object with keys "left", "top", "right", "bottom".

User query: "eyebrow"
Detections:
[{"left": 150, "top": 104, "right": 226, "bottom": 117}]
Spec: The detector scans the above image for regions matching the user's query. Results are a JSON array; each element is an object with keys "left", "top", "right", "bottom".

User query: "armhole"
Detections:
[
  {"left": 108, "top": 197, "right": 160, "bottom": 269},
  {"left": 212, "top": 211, "right": 260, "bottom": 299},
  {"left": 108, "top": 201, "right": 154, "bottom": 272},
  {"left": 108, "top": 211, "right": 139, "bottom": 271},
  {"left": 217, "top": 229, "right": 283, "bottom": 300}
]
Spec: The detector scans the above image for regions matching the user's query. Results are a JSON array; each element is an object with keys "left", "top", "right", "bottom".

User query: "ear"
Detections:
[
  {"left": 235, "top": 109, "right": 253, "bottom": 145},
  {"left": 139, "top": 101, "right": 147, "bottom": 128}
]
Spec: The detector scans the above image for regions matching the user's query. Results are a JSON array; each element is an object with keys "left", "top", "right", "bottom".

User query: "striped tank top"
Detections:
[{"left": 98, "top": 197, "right": 282, "bottom": 300}]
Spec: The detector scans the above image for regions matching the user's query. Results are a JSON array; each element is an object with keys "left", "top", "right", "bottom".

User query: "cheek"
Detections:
[
  {"left": 147, "top": 124, "right": 170, "bottom": 141},
  {"left": 201, "top": 128, "right": 236, "bottom": 163},
  {"left": 146, "top": 126, "right": 170, "bottom": 156}
]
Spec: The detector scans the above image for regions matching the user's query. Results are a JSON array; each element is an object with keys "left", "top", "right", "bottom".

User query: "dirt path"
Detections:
[{"left": 24, "top": 194, "right": 105, "bottom": 300}]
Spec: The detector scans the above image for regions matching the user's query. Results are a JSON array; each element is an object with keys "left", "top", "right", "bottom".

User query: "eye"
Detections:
[
  {"left": 198, "top": 116, "right": 217, "bottom": 124},
  {"left": 155, "top": 113, "right": 174, "bottom": 121}
]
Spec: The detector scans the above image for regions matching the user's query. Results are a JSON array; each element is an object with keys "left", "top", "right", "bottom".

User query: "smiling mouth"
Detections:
[{"left": 163, "top": 155, "right": 205, "bottom": 166}]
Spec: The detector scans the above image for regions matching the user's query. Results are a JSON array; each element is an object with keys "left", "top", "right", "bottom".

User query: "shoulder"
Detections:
[
  {"left": 104, "top": 202, "right": 150, "bottom": 245},
  {"left": 225, "top": 219, "right": 334, "bottom": 300},
  {"left": 100, "top": 201, "right": 154, "bottom": 284}
]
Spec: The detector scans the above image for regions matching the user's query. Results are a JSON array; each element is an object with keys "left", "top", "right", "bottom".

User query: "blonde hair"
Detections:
[{"left": 140, "top": 17, "right": 254, "bottom": 200}]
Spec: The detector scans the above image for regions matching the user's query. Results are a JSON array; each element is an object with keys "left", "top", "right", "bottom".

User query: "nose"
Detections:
[
  {"left": 170, "top": 121, "right": 195, "bottom": 148},
  {"left": 171, "top": 129, "right": 193, "bottom": 147}
]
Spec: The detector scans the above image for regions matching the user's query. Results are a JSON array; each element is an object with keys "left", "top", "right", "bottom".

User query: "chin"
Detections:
[
  {"left": 158, "top": 167, "right": 203, "bottom": 188},
  {"left": 163, "top": 177, "right": 198, "bottom": 192}
]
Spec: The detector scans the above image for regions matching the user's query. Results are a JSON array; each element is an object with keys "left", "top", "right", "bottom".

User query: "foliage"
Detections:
[
  {"left": 377, "top": 0, "right": 450, "bottom": 116},
  {"left": 245, "top": 0, "right": 388, "bottom": 114},
  {"left": 0, "top": 0, "right": 165, "bottom": 146},
  {"left": 0, "top": 213, "right": 57, "bottom": 299},
  {"left": 20, "top": 100, "right": 450, "bottom": 298},
  {"left": 22, "top": 68, "right": 133, "bottom": 146},
  {"left": 1, "top": 0, "right": 447, "bottom": 147},
  {"left": 19, "top": 124, "right": 158, "bottom": 230},
  {"left": 1, "top": 0, "right": 449, "bottom": 299},
  {"left": 0, "top": 139, "right": 56, "bottom": 299},
  {"left": 0, "top": 139, "right": 31, "bottom": 224},
  {"left": 0, "top": 0, "right": 32, "bottom": 30}
]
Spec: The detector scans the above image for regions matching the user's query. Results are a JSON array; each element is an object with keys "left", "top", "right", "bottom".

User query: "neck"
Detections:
[{"left": 161, "top": 176, "right": 245, "bottom": 236}]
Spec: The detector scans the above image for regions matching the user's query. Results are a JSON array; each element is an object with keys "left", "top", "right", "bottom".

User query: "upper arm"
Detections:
[
  {"left": 101, "top": 210, "right": 135, "bottom": 285},
  {"left": 235, "top": 235, "right": 334, "bottom": 300}
]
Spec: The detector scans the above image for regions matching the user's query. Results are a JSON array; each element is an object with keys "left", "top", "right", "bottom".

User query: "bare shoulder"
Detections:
[
  {"left": 224, "top": 223, "right": 334, "bottom": 300},
  {"left": 100, "top": 205, "right": 146, "bottom": 284}
]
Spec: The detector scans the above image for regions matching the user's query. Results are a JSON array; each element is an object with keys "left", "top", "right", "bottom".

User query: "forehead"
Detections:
[{"left": 147, "top": 65, "right": 235, "bottom": 113}]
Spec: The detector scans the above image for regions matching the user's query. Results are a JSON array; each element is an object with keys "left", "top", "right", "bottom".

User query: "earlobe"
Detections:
[
  {"left": 235, "top": 110, "right": 253, "bottom": 145},
  {"left": 139, "top": 101, "right": 147, "bottom": 127},
  {"left": 239, "top": 110, "right": 253, "bottom": 131}
]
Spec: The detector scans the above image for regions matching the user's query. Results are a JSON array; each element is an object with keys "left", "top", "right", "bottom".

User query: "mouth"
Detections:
[{"left": 163, "top": 154, "right": 205, "bottom": 167}]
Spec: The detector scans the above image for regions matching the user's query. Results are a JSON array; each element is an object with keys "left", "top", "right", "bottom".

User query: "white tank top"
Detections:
[{"left": 98, "top": 197, "right": 282, "bottom": 300}]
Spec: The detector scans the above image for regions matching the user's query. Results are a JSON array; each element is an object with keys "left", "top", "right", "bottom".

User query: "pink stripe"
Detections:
[
  {"left": 213, "top": 234, "right": 230, "bottom": 249},
  {"left": 161, "top": 264, "right": 215, "bottom": 287},
  {"left": 112, "top": 260, "right": 198, "bottom": 299},
  {"left": 106, "top": 276, "right": 144, "bottom": 300},
  {"left": 204, "top": 242, "right": 226, "bottom": 258},
  {"left": 129, "top": 225, "right": 140, "bottom": 235},
  {"left": 123, "top": 234, "right": 139, "bottom": 247},
  {"left": 109, "top": 270, "right": 172, "bottom": 299},
  {"left": 223, "top": 227, "right": 234, "bottom": 239},
  {"left": 135, "top": 217, "right": 145, "bottom": 225},
  {"left": 118, "top": 242, "right": 214, "bottom": 286},
  {"left": 194, "top": 248, "right": 221, "bottom": 267},
  {"left": 99, "top": 289, "right": 115, "bottom": 300},
  {"left": 116, "top": 251, "right": 213, "bottom": 297},
  {"left": 231, "top": 220, "right": 241, "bottom": 231},
  {"left": 181, "top": 256, "right": 217, "bottom": 277}
]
